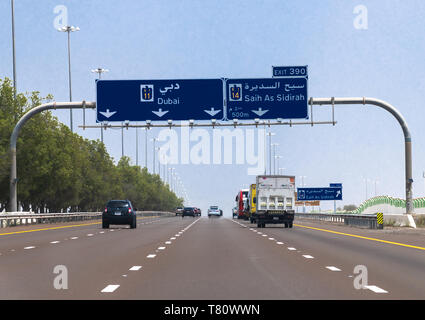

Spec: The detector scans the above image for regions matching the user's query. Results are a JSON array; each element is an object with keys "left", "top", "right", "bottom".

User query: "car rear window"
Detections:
[
  {"left": 184, "top": 207, "right": 194, "bottom": 210},
  {"left": 108, "top": 201, "right": 129, "bottom": 208}
]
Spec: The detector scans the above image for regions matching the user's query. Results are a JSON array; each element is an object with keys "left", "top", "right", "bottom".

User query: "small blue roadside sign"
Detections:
[
  {"left": 329, "top": 183, "right": 343, "bottom": 188},
  {"left": 96, "top": 79, "right": 224, "bottom": 122},
  {"left": 272, "top": 66, "right": 308, "bottom": 78},
  {"left": 225, "top": 78, "right": 308, "bottom": 120},
  {"left": 297, "top": 187, "right": 343, "bottom": 201}
]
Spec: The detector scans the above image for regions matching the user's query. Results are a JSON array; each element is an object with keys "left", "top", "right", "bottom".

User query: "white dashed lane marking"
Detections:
[
  {"left": 326, "top": 266, "right": 341, "bottom": 272},
  {"left": 364, "top": 285, "right": 388, "bottom": 293},
  {"left": 50, "top": 241, "right": 60, "bottom": 244},
  {"left": 302, "top": 255, "right": 314, "bottom": 259},
  {"left": 147, "top": 254, "right": 156, "bottom": 259},
  {"left": 70, "top": 237, "right": 78, "bottom": 240},
  {"left": 129, "top": 266, "right": 142, "bottom": 271},
  {"left": 287, "top": 247, "right": 297, "bottom": 251},
  {"left": 101, "top": 285, "right": 120, "bottom": 293},
  {"left": 24, "top": 246, "right": 35, "bottom": 250},
  {"left": 165, "top": 241, "right": 172, "bottom": 244}
]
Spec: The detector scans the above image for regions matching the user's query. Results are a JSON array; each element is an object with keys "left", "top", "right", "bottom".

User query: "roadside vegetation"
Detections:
[{"left": 0, "top": 77, "right": 182, "bottom": 213}]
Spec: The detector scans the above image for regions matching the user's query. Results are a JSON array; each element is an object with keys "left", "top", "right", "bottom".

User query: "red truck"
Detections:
[{"left": 235, "top": 189, "right": 249, "bottom": 220}]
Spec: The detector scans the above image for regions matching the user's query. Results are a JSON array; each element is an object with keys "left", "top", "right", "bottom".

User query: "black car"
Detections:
[
  {"left": 103, "top": 200, "right": 136, "bottom": 229},
  {"left": 182, "top": 207, "right": 196, "bottom": 217}
]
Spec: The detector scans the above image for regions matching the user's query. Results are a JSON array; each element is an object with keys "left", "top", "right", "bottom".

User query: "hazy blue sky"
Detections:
[{"left": 1, "top": 0, "right": 425, "bottom": 215}]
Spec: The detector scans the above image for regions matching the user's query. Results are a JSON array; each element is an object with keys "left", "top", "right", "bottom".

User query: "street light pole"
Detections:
[
  {"left": 136, "top": 125, "right": 138, "bottom": 166},
  {"left": 267, "top": 132, "right": 275, "bottom": 175},
  {"left": 91, "top": 68, "right": 109, "bottom": 143},
  {"left": 11, "top": 0, "right": 17, "bottom": 100},
  {"left": 58, "top": 25, "right": 79, "bottom": 132},
  {"left": 151, "top": 138, "right": 157, "bottom": 174}
]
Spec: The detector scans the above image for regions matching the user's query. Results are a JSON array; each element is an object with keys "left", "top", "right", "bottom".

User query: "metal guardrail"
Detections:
[
  {"left": 295, "top": 212, "right": 384, "bottom": 229},
  {"left": 0, "top": 211, "right": 175, "bottom": 228}
]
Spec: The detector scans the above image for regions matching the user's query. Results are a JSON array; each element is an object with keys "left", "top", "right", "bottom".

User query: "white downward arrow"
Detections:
[
  {"left": 99, "top": 109, "right": 117, "bottom": 118},
  {"left": 152, "top": 108, "right": 169, "bottom": 117},
  {"left": 204, "top": 108, "right": 221, "bottom": 116},
  {"left": 252, "top": 108, "right": 269, "bottom": 117}
]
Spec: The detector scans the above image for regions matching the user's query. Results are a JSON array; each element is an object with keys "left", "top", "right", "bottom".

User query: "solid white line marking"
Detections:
[
  {"left": 24, "top": 246, "right": 35, "bottom": 250},
  {"left": 50, "top": 241, "right": 60, "bottom": 244},
  {"left": 326, "top": 266, "right": 341, "bottom": 271},
  {"left": 364, "top": 285, "right": 388, "bottom": 293},
  {"left": 129, "top": 266, "right": 142, "bottom": 271},
  {"left": 147, "top": 254, "right": 156, "bottom": 258},
  {"left": 287, "top": 247, "right": 297, "bottom": 251},
  {"left": 101, "top": 285, "right": 120, "bottom": 293},
  {"left": 303, "top": 255, "right": 314, "bottom": 259}
]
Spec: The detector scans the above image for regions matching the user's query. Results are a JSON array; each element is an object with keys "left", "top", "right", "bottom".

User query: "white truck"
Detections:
[{"left": 252, "top": 175, "right": 295, "bottom": 228}]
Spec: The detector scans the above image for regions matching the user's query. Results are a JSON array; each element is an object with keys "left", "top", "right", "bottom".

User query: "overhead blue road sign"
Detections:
[
  {"left": 297, "top": 187, "right": 342, "bottom": 201},
  {"left": 226, "top": 78, "right": 308, "bottom": 120},
  {"left": 272, "top": 66, "right": 308, "bottom": 78},
  {"left": 96, "top": 79, "right": 224, "bottom": 122},
  {"left": 330, "top": 183, "right": 343, "bottom": 188}
]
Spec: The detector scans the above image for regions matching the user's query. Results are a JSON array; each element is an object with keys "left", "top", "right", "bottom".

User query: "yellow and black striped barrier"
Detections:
[{"left": 377, "top": 212, "right": 384, "bottom": 229}]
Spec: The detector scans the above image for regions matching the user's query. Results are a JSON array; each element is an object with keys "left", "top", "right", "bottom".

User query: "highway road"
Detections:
[{"left": 0, "top": 215, "right": 424, "bottom": 299}]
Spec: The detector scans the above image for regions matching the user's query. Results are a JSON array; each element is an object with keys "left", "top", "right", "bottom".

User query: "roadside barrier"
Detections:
[
  {"left": 295, "top": 212, "right": 383, "bottom": 229},
  {"left": 0, "top": 211, "right": 175, "bottom": 228}
]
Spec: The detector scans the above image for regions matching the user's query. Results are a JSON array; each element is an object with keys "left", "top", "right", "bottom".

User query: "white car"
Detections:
[{"left": 208, "top": 206, "right": 222, "bottom": 217}]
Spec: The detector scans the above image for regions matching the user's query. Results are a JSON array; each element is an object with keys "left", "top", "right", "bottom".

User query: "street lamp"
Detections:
[
  {"left": 362, "top": 177, "right": 369, "bottom": 201},
  {"left": 274, "top": 155, "right": 282, "bottom": 175},
  {"left": 299, "top": 176, "right": 307, "bottom": 213},
  {"left": 267, "top": 132, "right": 275, "bottom": 175},
  {"left": 11, "top": 0, "right": 17, "bottom": 100},
  {"left": 57, "top": 25, "right": 80, "bottom": 132},
  {"left": 150, "top": 138, "right": 157, "bottom": 174},
  {"left": 91, "top": 68, "right": 109, "bottom": 143}
]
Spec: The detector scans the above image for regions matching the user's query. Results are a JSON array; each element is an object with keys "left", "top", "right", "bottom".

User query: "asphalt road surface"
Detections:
[{"left": 0, "top": 215, "right": 424, "bottom": 299}]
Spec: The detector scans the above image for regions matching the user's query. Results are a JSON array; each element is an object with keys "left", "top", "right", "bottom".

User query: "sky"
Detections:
[{"left": 1, "top": 0, "right": 425, "bottom": 216}]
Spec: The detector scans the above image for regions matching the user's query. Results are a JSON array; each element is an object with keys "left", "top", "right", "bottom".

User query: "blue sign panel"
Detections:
[
  {"left": 297, "top": 187, "right": 343, "bottom": 201},
  {"left": 226, "top": 78, "right": 308, "bottom": 120},
  {"left": 272, "top": 66, "right": 308, "bottom": 78},
  {"left": 330, "top": 183, "right": 343, "bottom": 188},
  {"left": 96, "top": 79, "right": 224, "bottom": 122}
]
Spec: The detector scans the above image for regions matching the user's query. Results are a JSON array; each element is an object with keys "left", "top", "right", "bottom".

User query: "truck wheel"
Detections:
[
  {"left": 257, "top": 222, "right": 262, "bottom": 228},
  {"left": 284, "top": 223, "right": 288, "bottom": 228},
  {"left": 262, "top": 223, "right": 266, "bottom": 228},
  {"left": 289, "top": 222, "right": 293, "bottom": 228},
  {"left": 102, "top": 221, "right": 109, "bottom": 229}
]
